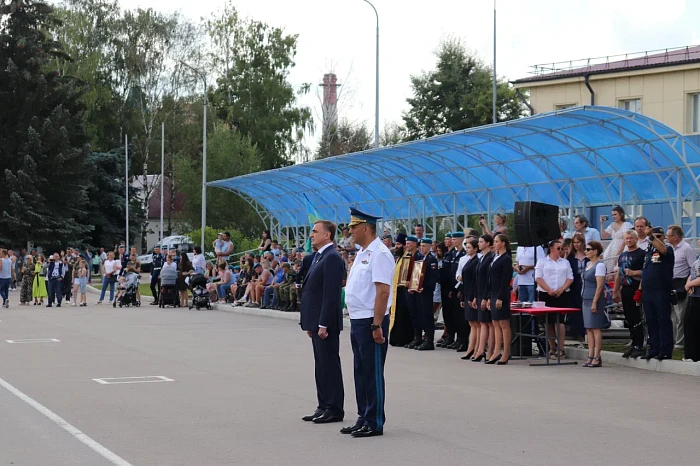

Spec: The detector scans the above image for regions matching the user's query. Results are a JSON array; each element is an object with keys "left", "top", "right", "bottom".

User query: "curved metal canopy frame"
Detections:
[{"left": 208, "top": 106, "right": 700, "bottom": 228}]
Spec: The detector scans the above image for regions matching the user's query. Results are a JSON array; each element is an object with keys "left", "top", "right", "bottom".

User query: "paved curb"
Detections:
[
  {"left": 564, "top": 346, "right": 700, "bottom": 376},
  {"left": 87, "top": 286, "right": 700, "bottom": 377}
]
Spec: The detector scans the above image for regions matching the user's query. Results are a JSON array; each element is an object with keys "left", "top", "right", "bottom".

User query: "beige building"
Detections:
[{"left": 512, "top": 45, "right": 700, "bottom": 136}]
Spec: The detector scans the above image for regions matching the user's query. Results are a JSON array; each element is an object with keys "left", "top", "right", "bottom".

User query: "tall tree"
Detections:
[
  {"left": 315, "top": 119, "right": 372, "bottom": 159},
  {"left": 402, "top": 38, "right": 526, "bottom": 140},
  {"left": 113, "top": 8, "right": 197, "bottom": 248},
  {"left": 0, "top": 0, "right": 91, "bottom": 248},
  {"left": 174, "top": 123, "right": 262, "bottom": 237},
  {"left": 82, "top": 149, "right": 142, "bottom": 248},
  {"left": 52, "top": 0, "right": 123, "bottom": 151},
  {"left": 206, "top": 1, "right": 313, "bottom": 170}
]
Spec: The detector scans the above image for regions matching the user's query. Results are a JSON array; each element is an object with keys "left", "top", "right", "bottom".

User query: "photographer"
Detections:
[{"left": 640, "top": 226, "right": 674, "bottom": 360}]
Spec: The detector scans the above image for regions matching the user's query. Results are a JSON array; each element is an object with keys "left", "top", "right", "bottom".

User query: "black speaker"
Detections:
[{"left": 514, "top": 201, "right": 560, "bottom": 247}]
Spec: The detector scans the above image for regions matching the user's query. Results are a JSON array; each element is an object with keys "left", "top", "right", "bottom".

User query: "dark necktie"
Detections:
[{"left": 312, "top": 252, "right": 321, "bottom": 267}]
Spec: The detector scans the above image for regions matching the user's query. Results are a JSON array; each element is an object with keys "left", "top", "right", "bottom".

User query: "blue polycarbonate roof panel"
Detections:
[{"left": 207, "top": 106, "right": 700, "bottom": 227}]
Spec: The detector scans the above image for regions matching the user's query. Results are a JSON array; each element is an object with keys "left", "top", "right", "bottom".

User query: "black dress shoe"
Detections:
[
  {"left": 456, "top": 344, "right": 468, "bottom": 352},
  {"left": 484, "top": 354, "right": 502, "bottom": 364},
  {"left": 351, "top": 425, "right": 383, "bottom": 438},
  {"left": 340, "top": 422, "right": 364, "bottom": 434},
  {"left": 641, "top": 353, "right": 658, "bottom": 360},
  {"left": 656, "top": 354, "right": 671, "bottom": 361},
  {"left": 302, "top": 408, "right": 324, "bottom": 422},
  {"left": 312, "top": 411, "right": 344, "bottom": 424}
]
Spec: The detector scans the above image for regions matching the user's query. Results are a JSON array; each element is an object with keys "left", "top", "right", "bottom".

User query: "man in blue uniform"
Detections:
[
  {"left": 449, "top": 232, "right": 468, "bottom": 352},
  {"left": 342, "top": 207, "right": 395, "bottom": 438},
  {"left": 641, "top": 226, "right": 675, "bottom": 360},
  {"left": 150, "top": 245, "right": 166, "bottom": 304},
  {"left": 415, "top": 238, "right": 439, "bottom": 351},
  {"left": 437, "top": 233, "right": 455, "bottom": 347}
]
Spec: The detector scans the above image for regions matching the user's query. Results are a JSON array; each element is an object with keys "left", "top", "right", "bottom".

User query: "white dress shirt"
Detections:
[
  {"left": 535, "top": 256, "right": 574, "bottom": 292},
  {"left": 515, "top": 246, "right": 546, "bottom": 286},
  {"left": 345, "top": 237, "right": 395, "bottom": 319}
]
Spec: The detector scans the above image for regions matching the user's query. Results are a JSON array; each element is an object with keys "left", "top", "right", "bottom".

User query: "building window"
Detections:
[
  {"left": 555, "top": 103, "right": 576, "bottom": 110},
  {"left": 618, "top": 98, "right": 642, "bottom": 113},
  {"left": 691, "top": 93, "right": 700, "bottom": 134}
]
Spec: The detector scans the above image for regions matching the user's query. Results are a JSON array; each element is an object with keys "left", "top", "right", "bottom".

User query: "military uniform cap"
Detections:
[{"left": 349, "top": 206, "right": 382, "bottom": 226}]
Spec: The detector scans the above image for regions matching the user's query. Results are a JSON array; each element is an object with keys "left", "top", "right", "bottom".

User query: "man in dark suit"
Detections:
[
  {"left": 300, "top": 220, "right": 346, "bottom": 424},
  {"left": 46, "top": 253, "right": 65, "bottom": 308}
]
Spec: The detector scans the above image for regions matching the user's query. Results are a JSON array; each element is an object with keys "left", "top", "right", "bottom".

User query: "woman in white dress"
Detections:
[{"left": 600, "top": 205, "right": 633, "bottom": 272}]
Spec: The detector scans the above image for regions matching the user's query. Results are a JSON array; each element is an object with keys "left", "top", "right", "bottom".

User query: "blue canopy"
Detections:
[{"left": 209, "top": 106, "right": 700, "bottom": 228}]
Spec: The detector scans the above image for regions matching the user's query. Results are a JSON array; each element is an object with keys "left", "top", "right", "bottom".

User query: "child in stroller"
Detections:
[
  {"left": 189, "top": 273, "right": 212, "bottom": 310},
  {"left": 114, "top": 271, "right": 140, "bottom": 308}
]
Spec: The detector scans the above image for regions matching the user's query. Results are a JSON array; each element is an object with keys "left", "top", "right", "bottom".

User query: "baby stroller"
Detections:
[
  {"left": 159, "top": 266, "right": 180, "bottom": 308},
  {"left": 189, "top": 273, "right": 212, "bottom": 311},
  {"left": 116, "top": 271, "right": 140, "bottom": 308}
]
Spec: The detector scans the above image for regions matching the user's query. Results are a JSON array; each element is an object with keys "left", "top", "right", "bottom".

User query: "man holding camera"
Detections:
[{"left": 640, "top": 226, "right": 675, "bottom": 360}]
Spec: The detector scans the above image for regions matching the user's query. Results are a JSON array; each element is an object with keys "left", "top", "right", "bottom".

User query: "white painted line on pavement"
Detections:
[
  {"left": 6, "top": 338, "right": 61, "bottom": 344},
  {"left": 92, "top": 376, "right": 175, "bottom": 385},
  {"left": 0, "top": 377, "right": 133, "bottom": 466}
]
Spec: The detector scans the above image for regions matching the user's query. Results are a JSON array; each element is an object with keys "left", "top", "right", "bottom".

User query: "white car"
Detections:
[{"left": 139, "top": 235, "right": 195, "bottom": 273}]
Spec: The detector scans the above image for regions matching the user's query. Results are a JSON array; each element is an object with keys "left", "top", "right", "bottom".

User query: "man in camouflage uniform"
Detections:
[{"left": 278, "top": 260, "right": 301, "bottom": 312}]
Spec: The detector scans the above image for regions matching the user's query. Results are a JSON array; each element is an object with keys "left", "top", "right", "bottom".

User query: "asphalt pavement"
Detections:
[{"left": 1, "top": 298, "right": 700, "bottom": 466}]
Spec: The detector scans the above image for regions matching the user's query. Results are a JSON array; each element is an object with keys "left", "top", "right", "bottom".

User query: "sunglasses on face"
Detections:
[
  {"left": 585, "top": 248, "right": 593, "bottom": 252},
  {"left": 654, "top": 235, "right": 664, "bottom": 239},
  {"left": 553, "top": 247, "right": 562, "bottom": 251}
]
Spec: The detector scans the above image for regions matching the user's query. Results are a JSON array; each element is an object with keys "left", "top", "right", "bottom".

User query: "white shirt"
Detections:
[
  {"left": 515, "top": 246, "right": 546, "bottom": 286},
  {"left": 535, "top": 256, "right": 574, "bottom": 292},
  {"left": 345, "top": 237, "right": 395, "bottom": 319},
  {"left": 103, "top": 259, "right": 119, "bottom": 276},
  {"left": 570, "top": 227, "right": 601, "bottom": 244},
  {"left": 192, "top": 254, "right": 207, "bottom": 274},
  {"left": 455, "top": 253, "right": 477, "bottom": 287}
]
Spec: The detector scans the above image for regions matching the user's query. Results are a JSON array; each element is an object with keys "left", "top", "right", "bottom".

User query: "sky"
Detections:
[{"left": 120, "top": 0, "right": 698, "bottom": 153}]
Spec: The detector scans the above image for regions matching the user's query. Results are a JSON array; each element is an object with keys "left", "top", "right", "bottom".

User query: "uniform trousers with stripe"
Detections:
[{"left": 350, "top": 314, "right": 389, "bottom": 431}]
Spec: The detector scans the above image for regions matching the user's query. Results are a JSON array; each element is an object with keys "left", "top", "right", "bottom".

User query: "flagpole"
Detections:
[{"left": 125, "top": 135, "right": 129, "bottom": 249}]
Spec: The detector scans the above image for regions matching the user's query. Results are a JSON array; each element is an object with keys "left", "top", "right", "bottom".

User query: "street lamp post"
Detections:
[
  {"left": 179, "top": 61, "right": 208, "bottom": 253},
  {"left": 363, "top": 0, "right": 379, "bottom": 149}
]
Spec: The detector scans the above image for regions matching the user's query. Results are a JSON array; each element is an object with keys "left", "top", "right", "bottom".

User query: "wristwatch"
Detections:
[{"left": 370, "top": 324, "right": 381, "bottom": 331}]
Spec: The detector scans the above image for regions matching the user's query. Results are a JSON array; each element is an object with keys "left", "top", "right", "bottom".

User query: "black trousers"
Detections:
[
  {"left": 453, "top": 293, "right": 470, "bottom": 343},
  {"left": 150, "top": 273, "right": 161, "bottom": 301},
  {"left": 311, "top": 331, "right": 344, "bottom": 416},
  {"left": 406, "top": 291, "right": 421, "bottom": 334},
  {"left": 621, "top": 285, "right": 644, "bottom": 348},
  {"left": 421, "top": 290, "right": 435, "bottom": 336},
  {"left": 684, "top": 297, "right": 700, "bottom": 361},
  {"left": 441, "top": 287, "right": 455, "bottom": 339}
]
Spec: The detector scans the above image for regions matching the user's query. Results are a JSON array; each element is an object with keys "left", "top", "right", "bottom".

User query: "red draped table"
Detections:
[{"left": 511, "top": 307, "right": 581, "bottom": 366}]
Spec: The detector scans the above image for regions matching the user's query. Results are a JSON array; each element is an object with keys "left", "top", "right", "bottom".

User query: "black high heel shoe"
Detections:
[
  {"left": 484, "top": 354, "right": 502, "bottom": 365},
  {"left": 496, "top": 358, "right": 509, "bottom": 365},
  {"left": 460, "top": 350, "right": 475, "bottom": 360},
  {"left": 471, "top": 353, "right": 485, "bottom": 362}
]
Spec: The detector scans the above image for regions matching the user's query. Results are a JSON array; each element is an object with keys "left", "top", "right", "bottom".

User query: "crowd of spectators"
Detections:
[{"left": 4, "top": 204, "right": 700, "bottom": 365}]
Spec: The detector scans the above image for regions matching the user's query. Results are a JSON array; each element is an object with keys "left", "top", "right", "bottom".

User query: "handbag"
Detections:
[
  {"left": 109, "top": 273, "right": 118, "bottom": 284},
  {"left": 672, "top": 278, "right": 687, "bottom": 301},
  {"left": 602, "top": 307, "right": 612, "bottom": 329}
]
